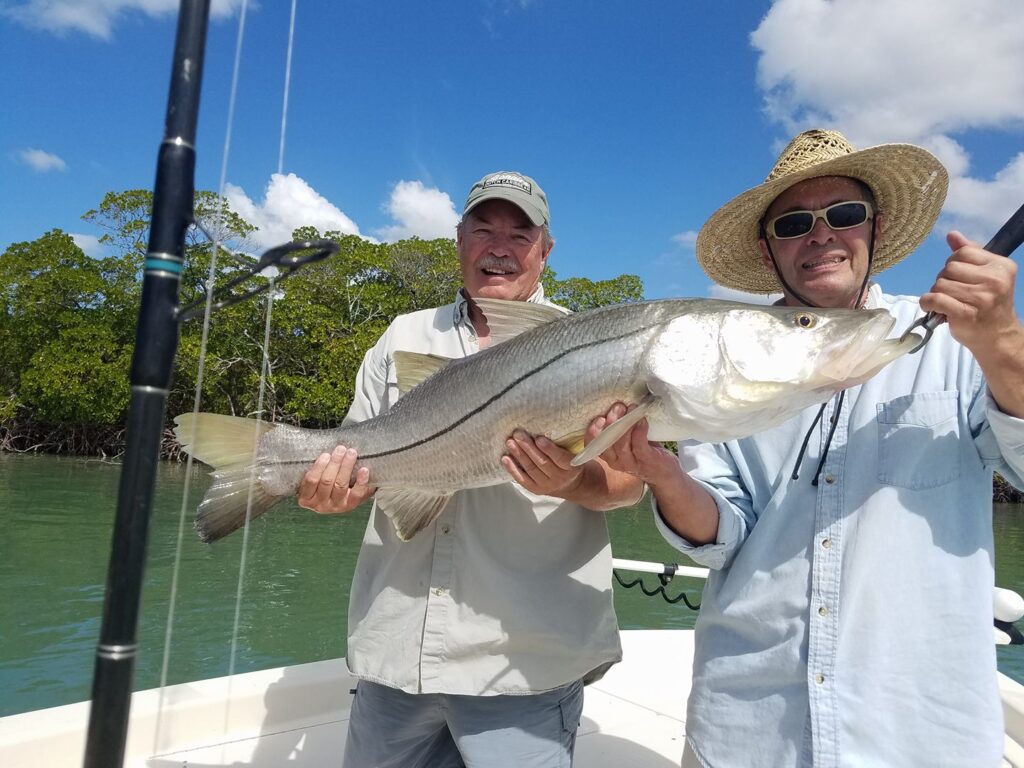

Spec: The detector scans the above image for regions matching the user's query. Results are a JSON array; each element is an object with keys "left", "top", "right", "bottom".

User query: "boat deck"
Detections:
[{"left": 4, "top": 630, "right": 1024, "bottom": 767}]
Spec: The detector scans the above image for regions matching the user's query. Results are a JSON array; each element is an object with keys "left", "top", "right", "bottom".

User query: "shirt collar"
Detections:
[{"left": 452, "top": 283, "right": 548, "bottom": 325}]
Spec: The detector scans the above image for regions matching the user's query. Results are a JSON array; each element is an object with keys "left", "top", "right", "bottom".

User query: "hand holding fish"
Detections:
[
  {"left": 502, "top": 431, "right": 584, "bottom": 497},
  {"left": 589, "top": 403, "right": 720, "bottom": 546},
  {"left": 297, "top": 445, "right": 376, "bottom": 515},
  {"left": 921, "top": 231, "right": 1024, "bottom": 417},
  {"left": 502, "top": 405, "right": 647, "bottom": 511},
  {"left": 590, "top": 404, "right": 679, "bottom": 487}
]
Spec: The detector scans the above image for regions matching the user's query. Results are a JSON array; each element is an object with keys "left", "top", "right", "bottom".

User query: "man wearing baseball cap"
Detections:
[
  {"left": 299, "top": 170, "right": 643, "bottom": 766},
  {"left": 595, "top": 130, "right": 1024, "bottom": 766}
]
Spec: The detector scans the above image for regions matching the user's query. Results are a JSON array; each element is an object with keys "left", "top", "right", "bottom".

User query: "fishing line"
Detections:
[
  {"left": 151, "top": 0, "right": 270, "bottom": 753},
  {"left": 279, "top": 0, "right": 299, "bottom": 175}
]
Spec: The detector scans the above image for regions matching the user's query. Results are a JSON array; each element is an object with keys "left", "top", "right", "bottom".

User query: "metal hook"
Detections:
[
  {"left": 900, "top": 312, "right": 941, "bottom": 354},
  {"left": 900, "top": 201, "right": 1024, "bottom": 355},
  {"left": 178, "top": 239, "right": 340, "bottom": 322}
]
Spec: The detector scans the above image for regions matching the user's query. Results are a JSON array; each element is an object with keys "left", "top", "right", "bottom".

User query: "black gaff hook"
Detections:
[
  {"left": 902, "top": 202, "right": 1024, "bottom": 353},
  {"left": 178, "top": 238, "right": 340, "bottom": 322}
]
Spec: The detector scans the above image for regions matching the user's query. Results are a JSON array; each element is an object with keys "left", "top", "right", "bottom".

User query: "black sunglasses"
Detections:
[{"left": 765, "top": 201, "right": 874, "bottom": 240}]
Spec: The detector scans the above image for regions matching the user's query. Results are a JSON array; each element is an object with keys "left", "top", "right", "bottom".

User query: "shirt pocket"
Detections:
[{"left": 876, "top": 391, "right": 961, "bottom": 490}]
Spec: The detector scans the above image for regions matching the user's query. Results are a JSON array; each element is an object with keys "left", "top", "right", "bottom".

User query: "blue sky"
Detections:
[{"left": 2, "top": 0, "right": 1023, "bottom": 309}]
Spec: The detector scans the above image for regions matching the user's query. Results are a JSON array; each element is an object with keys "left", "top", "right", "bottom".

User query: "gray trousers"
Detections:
[{"left": 341, "top": 679, "right": 585, "bottom": 768}]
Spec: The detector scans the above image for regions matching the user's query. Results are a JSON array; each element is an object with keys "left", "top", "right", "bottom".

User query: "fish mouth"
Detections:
[{"left": 817, "top": 312, "right": 915, "bottom": 383}]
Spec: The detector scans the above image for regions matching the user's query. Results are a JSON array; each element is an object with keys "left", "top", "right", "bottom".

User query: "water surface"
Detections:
[{"left": 2, "top": 453, "right": 1022, "bottom": 716}]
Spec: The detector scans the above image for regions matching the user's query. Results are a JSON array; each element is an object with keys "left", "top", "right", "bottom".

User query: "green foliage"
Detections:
[
  {"left": 2, "top": 189, "right": 643, "bottom": 448},
  {"left": 20, "top": 325, "right": 131, "bottom": 425},
  {"left": 542, "top": 269, "right": 644, "bottom": 312},
  {"left": 0, "top": 229, "right": 134, "bottom": 428}
]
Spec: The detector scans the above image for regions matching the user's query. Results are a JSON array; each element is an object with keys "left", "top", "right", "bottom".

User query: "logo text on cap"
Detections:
[{"left": 482, "top": 174, "right": 532, "bottom": 195}]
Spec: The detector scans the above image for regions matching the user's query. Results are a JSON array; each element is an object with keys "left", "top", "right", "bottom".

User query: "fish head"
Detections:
[
  {"left": 644, "top": 301, "right": 920, "bottom": 441},
  {"left": 716, "top": 304, "right": 918, "bottom": 393}
]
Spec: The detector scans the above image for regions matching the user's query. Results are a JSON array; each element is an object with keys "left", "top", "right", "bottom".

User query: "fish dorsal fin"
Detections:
[
  {"left": 570, "top": 394, "right": 659, "bottom": 467},
  {"left": 393, "top": 351, "right": 454, "bottom": 395},
  {"left": 472, "top": 298, "right": 568, "bottom": 345},
  {"left": 376, "top": 488, "right": 453, "bottom": 541}
]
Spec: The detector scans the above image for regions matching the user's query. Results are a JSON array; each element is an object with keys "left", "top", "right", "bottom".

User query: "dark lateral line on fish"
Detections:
[{"left": 268, "top": 323, "right": 655, "bottom": 467}]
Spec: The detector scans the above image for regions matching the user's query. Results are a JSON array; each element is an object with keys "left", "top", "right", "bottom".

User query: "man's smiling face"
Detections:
[
  {"left": 457, "top": 198, "right": 552, "bottom": 302},
  {"left": 759, "top": 176, "right": 881, "bottom": 309}
]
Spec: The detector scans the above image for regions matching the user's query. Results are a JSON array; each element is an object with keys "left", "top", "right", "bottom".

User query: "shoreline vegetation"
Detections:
[{"left": 1, "top": 189, "right": 1021, "bottom": 505}]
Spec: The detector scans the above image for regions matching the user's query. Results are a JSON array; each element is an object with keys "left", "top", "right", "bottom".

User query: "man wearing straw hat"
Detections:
[{"left": 596, "top": 129, "right": 1024, "bottom": 766}]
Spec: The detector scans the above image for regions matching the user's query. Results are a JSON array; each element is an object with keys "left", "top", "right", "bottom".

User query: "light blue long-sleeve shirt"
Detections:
[{"left": 657, "top": 285, "right": 1024, "bottom": 768}]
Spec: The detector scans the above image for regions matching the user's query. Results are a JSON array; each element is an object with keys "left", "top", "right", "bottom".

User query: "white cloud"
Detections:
[
  {"left": 672, "top": 230, "right": 699, "bottom": 249},
  {"left": 753, "top": 0, "right": 1024, "bottom": 145},
  {"left": 708, "top": 285, "right": 781, "bottom": 305},
  {"left": 376, "top": 180, "right": 460, "bottom": 242},
  {"left": 4, "top": 0, "right": 241, "bottom": 39},
  {"left": 70, "top": 232, "right": 105, "bottom": 257},
  {"left": 18, "top": 148, "right": 67, "bottom": 172},
  {"left": 944, "top": 152, "right": 1024, "bottom": 241},
  {"left": 751, "top": 0, "right": 1024, "bottom": 248},
  {"left": 224, "top": 173, "right": 362, "bottom": 251}
]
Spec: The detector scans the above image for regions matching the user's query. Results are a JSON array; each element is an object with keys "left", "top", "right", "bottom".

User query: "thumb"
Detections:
[{"left": 946, "top": 230, "right": 976, "bottom": 251}]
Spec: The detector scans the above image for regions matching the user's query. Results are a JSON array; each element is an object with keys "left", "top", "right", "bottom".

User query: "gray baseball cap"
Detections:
[{"left": 462, "top": 171, "right": 550, "bottom": 227}]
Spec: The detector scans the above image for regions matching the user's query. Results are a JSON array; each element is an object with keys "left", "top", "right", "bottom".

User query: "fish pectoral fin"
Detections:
[
  {"left": 393, "top": 351, "right": 455, "bottom": 395},
  {"left": 570, "top": 394, "right": 659, "bottom": 467},
  {"left": 553, "top": 430, "right": 587, "bottom": 456},
  {"left": 472, "top": 298, "right": 568, "bottom": 345},
  {"left": 376, "top": 489, "right": 453, "bottom": 541}
]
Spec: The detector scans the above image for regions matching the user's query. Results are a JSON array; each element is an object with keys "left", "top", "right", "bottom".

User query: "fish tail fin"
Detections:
[
  {"left": 194, "top": 468, "right": 287, "bottom": 543},
  {"left": 173, "top": 413, "right": 282, "bottom": 543},
  {"left": 173, "top": 412, "right": 275, "bottom": 471}
]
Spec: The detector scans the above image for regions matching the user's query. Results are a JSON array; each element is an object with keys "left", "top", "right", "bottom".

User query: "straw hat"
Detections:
[{"left": 695, "top": 129, "right": 948, "bottom": 294}]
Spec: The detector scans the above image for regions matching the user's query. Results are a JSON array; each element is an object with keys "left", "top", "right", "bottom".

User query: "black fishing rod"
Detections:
[
  {"left": 81, "top": 5, "right": 339, "bottom": 764},
  {"left": 903, "top": 201, "right": 1024, "bottom": 351},
  {"left": 82, "top": 1, "right": 211, "bottom": 765}
]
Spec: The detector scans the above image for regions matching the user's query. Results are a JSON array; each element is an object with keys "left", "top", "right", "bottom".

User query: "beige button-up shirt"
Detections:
[{"left": 344, "top": 287, "right": 622, "bottom": 695}]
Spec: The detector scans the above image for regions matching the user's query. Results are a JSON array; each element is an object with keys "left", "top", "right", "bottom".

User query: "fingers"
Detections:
[
  {"left": 920, "top": 232, "right": 1019, "bottom": 347},
  {"left": 503, "top": 430, "right": 581, "bottom": 495},
  {"left": 297, "top": 445, "right": 372, "bottom": 515},
  {"left": 592, "top": 402, "right": 648, "bottom": 471}
]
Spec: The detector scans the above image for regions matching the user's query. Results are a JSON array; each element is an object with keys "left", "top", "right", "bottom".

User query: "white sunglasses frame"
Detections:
[{"left": 766, "top": 200, "right": 875, "bottom": 240}]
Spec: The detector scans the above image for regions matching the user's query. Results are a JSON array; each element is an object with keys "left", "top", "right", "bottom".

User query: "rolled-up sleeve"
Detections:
[
  {"left": 651, "top": 443, "right": 755, "bottom": 570},
  {"left": 984, "top": 394, "right": 1024, "bottom": 489}
]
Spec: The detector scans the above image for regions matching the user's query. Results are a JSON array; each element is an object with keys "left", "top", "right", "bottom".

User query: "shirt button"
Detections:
[
  {"left": 818, "top": 605, "right": 828, "bottom": 617},
  {"left": 824, "top": 473, "right": 835, "bottom": 484},
  {"left": 441, "top": 525, "right": 451, "bottom": 534},
  {"left": 815, "top": 673, "right": 825, "bottom": 685},
  {"left": 821, "top": 538, "right": 832, "bottom": 549}
]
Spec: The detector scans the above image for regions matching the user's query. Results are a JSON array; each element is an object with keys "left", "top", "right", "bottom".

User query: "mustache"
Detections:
[{"left": 478, "top": 258, "right": 519, "bottom": 273}]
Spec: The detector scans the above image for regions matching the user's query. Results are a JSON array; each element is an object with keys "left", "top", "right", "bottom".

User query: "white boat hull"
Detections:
[{"left": 3, "top": 630, "right": 1024, "bottom": 767}]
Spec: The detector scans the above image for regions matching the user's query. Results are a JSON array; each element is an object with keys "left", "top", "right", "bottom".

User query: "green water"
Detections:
[{"left": 1, "top": 453, "right": 1022, "bottom": 717}]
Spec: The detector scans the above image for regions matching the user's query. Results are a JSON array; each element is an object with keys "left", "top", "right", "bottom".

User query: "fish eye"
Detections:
[{"left": 793, "top": 312, "right": 817, "bottom": 329}]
